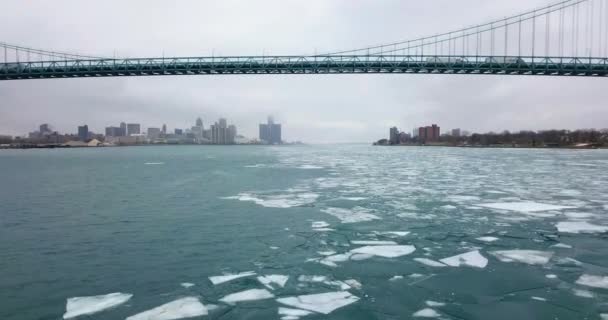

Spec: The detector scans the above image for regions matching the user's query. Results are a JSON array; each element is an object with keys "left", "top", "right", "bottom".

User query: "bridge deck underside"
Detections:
[{"left": 1, "top": 56, "right": 607, "bottom": 80}]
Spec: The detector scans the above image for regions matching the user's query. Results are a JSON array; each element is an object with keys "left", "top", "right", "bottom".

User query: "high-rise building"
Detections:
[
  {"left": 120, "top": 122, "right": 127, "bottom": 136},
  {"left": 412, "top": 128, "right": 419, "bottom": 138},
  {"left": 259, "top": 116, "right": 282, "bottom": 144},
  {"left": 127, "top": 123, "right": 141, "bottom": 136},
  {"left": 162, "top": 124, "right": 167, "bottom": 135},
  {"left": 451, "top": 128, "right": 461, "bottom": 137},
  {"left": 147, "top": 127, "right": 161, "bottom": 139},
  {"left": 105, "top": 126, "right": 122, "bottom": 137},
  {"left": 418, "top": 124, "right": 440, "bottom": 142},
  {"left": 196, "top": 117, "right": 203, "bottom": 128},
  {"left": 78, "top": 125, "right": 89, "bottom": 141},
  {"left": 389, "top": 127, "right": 399, "bottom": 145},
  {"left": 192, "top": 117, "right": 204, "bottom": 140},
  {"left": 211, "top": 118, "right": 236, "bottom": 144},
  {"left": 40, "top": 123, "right": 51, "bottom": 135},
  {"left": 174, "top": 128, "right": 183, "bottom": 135}
]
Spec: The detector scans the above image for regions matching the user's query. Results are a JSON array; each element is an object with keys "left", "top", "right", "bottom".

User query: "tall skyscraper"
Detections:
[
  {"left": 451, "top": 128, "right": 461, "bottom": 137},
  {"left": 127, "top": 123, "right": 141, "bottom": 136},
  {"left": 211, "top": 118, "right": 236, "bottom": 144},
  {"left": 418, "top": 124, "right": 440, "bottom": 142},
  {"left": 147, "top": 128, "right": 161, "bottom": 139},
  {"left": 78, "top": 125, "right": 89, "bottom": 141},
  {"left": 120, "top": 122, "right": 127, "bottom": 136},
  {"left": 192, "top": 117, "right": 204, "bottom": 140},
  {"left": 39, "top": 123, "right": 51, "bottom": 135},
  {"left": 259, "top": 116, "right": 282, "bottom": 144},
  {"left": 162, "top": 124, "right": 167, "bottom": 135},
  {"left": 196, "top": 117, "right": 203, "bottom": 128},
  {"left": 389, "top": 127, "right": 399, "bottom": 145}
]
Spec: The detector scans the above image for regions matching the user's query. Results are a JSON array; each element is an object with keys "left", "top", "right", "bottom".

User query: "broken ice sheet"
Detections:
[
  {"left": 209, "top": 271, "right": 256, "bottom": 285},
  {"left": 476, "top": 202, "right": 574, "bottom": 213},
  {"left": 258, "top": 275, "right": 289, "bottom": 290},
  {"left": 276, "top": 291, "right": 359, "bottom": 314},
  {"left": 126, "top": 297, "right": 207, "bottom": 320},
  {"left": 489, "top": 250, "right": 553, "bottom": 265},
  {"left": 219, "top": 289, "right": 275, "bottom": 304},
  {"left": 439, "top": 250, "right": 488, "bottom": 268},
  {"left": 63, "top": 292, "right": 133, "bottom": 319}
]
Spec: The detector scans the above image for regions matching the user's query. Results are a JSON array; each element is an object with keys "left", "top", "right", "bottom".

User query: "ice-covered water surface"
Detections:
[{"left": 2, "top": 145, "right": 608, "bottom": 320}]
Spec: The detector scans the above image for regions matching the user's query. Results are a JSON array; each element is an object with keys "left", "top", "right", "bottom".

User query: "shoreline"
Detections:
[{"left": 373, "top": 144, "right": 605, "bottom": 150}]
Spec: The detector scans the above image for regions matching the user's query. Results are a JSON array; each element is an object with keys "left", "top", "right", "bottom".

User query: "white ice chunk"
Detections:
[
  {"left": 425, "top": 301, "right": 446, "bottom": 307},
  {"left": 546, "top": 274, "right": 558, "bottom": 279},
  {"left": 312, "top": 228, "right": 335, "bottom": 232},
  {"left": 63, "top": 292, "right": 133, "bottom": 319},
  {"left": 209, "top": 271, "right": 256, "bottom": 285},
  {"left": 489, "top": 250, "right": 553, "bottom": 265},
  {"left": 373, "top": 231, "right": 410, "bottom": 237},
  {"left": 144, "top": 162, "right": 164, "bottom": 165},
  {"left": 389, "top": 275, "right": 404, "bottom": 281},
  {"left": 441, "top": 205, "right": 457, "bottom": 210},
  {"left": 476, "top": 236, "right": 499, "bottom": 242},
  {"left": 556, "top": 221, "right": 608, "bottom": 234},
  {"left": 351, "top": 240, "right": 397, "bottom": 245},
  {"left": 318, "top": 250, "right": 336, "bottom": 256},
  {"left": 573, "top": 289, "right": 594, "bottom": 298},
  {"left": 350, "top": 245, "right": 415, "bottom": 258},
  {"left": 219, "top": 289, "right": 275, "bottom": 304},
  {"left": 278, "top": 307, "right": 314, "bottom": 320},
  {"left": 601, "top": 314, "right": 608, "bottom": 320},
  {"left": 344, "top": 279, "right": 362, "bottom": 290},
  {"left": 477, "top": 202, "right": 573, "bottom": 213},
  {"left": 321, "top": 207, "right": 381, "bottom": 223},
  {"left": 551, "top": 243, "right": 572, "bottom": 249},
  {"left": 414, "top": 258, "right": 447, "bottom": 267},
  {"left": 126, "top": 297, "right": 207, "bottom": 320},
  {"left": 413, "top": 308, "right": 440, "bottom": 317},
  {"left": 440, "top": 250, "right": 488, "bottom": 268},
  {"left": 350, "top": 253, "right": 374, "bottom": 261},
  {"left": 312, "top": 221, "right": 330, "bottom": 228},
  {"left": 258, "top": 275, "right": 289, "bottom": 290},
  {"left": 531, "top": 296, "right": 547, "bottom": 302},
  {"left": 180, "top": 282, "right": 195, "bottom": 288},
  {"left": 576, "top": 274, "right": 608, "bottom": 289},
  {"left": 276, "top": 291, "right": 359, "bottom": 314}
]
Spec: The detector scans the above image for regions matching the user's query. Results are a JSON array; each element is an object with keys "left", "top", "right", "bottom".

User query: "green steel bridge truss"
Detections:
[{"left": 1, "top": 55, "right": 608, "bottom": 81}]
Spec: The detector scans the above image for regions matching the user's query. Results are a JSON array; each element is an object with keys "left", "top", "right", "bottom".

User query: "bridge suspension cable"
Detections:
[
  {"left": 0, "top": 42, "right": 105, "bottom": 64},
  {"left": 323, "top": 0, "right": 608, "bottom": 59}
]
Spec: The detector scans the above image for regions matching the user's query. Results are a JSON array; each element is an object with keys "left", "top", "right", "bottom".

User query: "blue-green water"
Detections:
[{"left": 1, "top": 145, "right": 608, "bottom": 320}]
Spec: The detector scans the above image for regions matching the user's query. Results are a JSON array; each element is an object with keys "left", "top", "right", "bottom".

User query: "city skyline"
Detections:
[{"left": 2, "top": 0, "right": 608, "bottom": 143}]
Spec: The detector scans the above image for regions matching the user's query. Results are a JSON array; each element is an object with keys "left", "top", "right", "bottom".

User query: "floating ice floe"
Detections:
[
  {"left": 440, "top": 205, "right": 457, "bottom": 210},
  {"left": 573, "top": 289, "right": 595, "bottom": 298},
  {"left": 63, "top": 292, "right": 133, "bottom": 319},
  {"left": 601, "top": 314, "right": 608, "bottom": 320},
  {"left": 298, "top": 165, "right": 324, "bottom": 169},
  {"left": 341, "top": 197, "right": 367, "bottom": 201},
  {"left": 223, "top": 192, "right": 319, "bottom": 208},
  {"left": 476, "top": 236, "right": 499, "bottom": 242},
  {"left": 350, "top": 245, "right": 416, "bottom": 258},
  {"left": 551, "top": 243, "right": 572, "bottom": 249},
  {"left": 298, "top": 275, "right": 351, "bottom": 290},
  {"left": 126, "top": 297, "right": 207, "bottom": 320},
  {"left": 180, "top": 282, "right": 195, "bottom": 288},
  {"left": 531, "top": 296, "right": 547, "bottom": 302},
  {"left": 270, "top": 246, "right": 280, "bottom": 250},
  {"left": 278, "top": 307, "right": 314, "bottom": 320},
  {"left": 312, "top": 221, "right": 330, "bottom": 228},
  {"left": 448, "top": 195, "right": 480, "bottom": 202},
  {"left": 546, "top": 274, "right": 558, "bottom": 279},
  {"left": 209, "top": 271, "right": 256, "bottom": 285},
  {"left": 389, "top": 275, "right": 404, "bottom": 281},
  {"left": 414, "top": 258, "right": 447, "bottom": 267},
  {"left": 144, "top": 162, "right": 164, "bottom": 165},
  {"left": 351, "top": 240, "right": 397, "bottom": 245},
  {"left": 318, "top": 250, "right": 336, "bottom": 256},
  {"left": 489, "top": 250, "right": 553, "bottom": 265},
  {"left": 412, "top": 308, "right": 441, "bottom": 318},
  {"left": 258, "top": 275, "right": 289, "bottom": 290},
  {"left": 564, "top": 212, "right": 596, "bottom": 219},
  {"left": 476, "top": 202, "right": 574, "bottom": 213},
  {"left": 321, "top": 207, "right": 381, "bottom": 223},
  {"left": 219, "top": 289, "right": 275, "bottom": 304},
  {"left": 425, "top": 301, "right": 446, "bottom": 307},
  {"left": 276, "top": 291, "right": 359, "bottom": 314},
  {"left": 576, "top": 274, "right": 608, "bottom": 289},
  {"left": 556, "top": 221, "right": 608, "bottom": 234},
  {"left": 440, "top": 250, "right": 488, "bottom": 268},
  {"left": 344, "top": 279, "right": 362, "bottom": 290},
  {"left": 373, "top": 231, "right": 410, "bottom": 237}
]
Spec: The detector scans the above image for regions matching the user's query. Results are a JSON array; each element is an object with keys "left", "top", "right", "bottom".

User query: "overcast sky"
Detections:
[{"left": 1, "top": 0, "right": 607, "bottom": 143}]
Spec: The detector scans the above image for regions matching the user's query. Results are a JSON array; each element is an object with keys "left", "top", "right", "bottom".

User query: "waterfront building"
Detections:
[
  {"left": 412, "top": 128, "right": 419, "bottom": 138},
  {"left": 452, "top": 128, "right": 461, "bottom": 137},
  {"left": 418, "top": 124, "right": 440, "bottom": 142},
  {"left": 127, "top": 123, "right": 141, "bottom": 136},
  {"left": 174, "top": 128, "right": 183, "bottom": 135},
  {"left": 40, "top": 123, "right": 51, "bottom": 135},
  {"left": 105, "top": 126, "right": 122, "bottom": 137},
  {"left": 259, "top": 116, "right": 282, "bottom": 144},
  {"left": 120, "top": 122, "right": 127, "bottom": 136},
  {"left": 78, "top": 125, "right": 89, "bottom": 141},
  {"left": 211, "top": 118, "right": 236, "bottom": 144},
  {"left": 162, "top": 124, "right": 167, "bottom": 135},
  {"left": 389, "top": 127, "right": 399, "bottom": 145},
  {"left": 147, "top": 127, "right": 161, "bottom": 139}
]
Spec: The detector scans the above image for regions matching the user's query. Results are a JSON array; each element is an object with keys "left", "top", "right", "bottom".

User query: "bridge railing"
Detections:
[{"left": 1, "top": 55, "right": 608, "bottom": 79}]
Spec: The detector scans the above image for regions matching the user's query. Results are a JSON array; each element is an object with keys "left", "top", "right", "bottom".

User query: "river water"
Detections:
[{"left": 1, "top": 145, "right": 607, "bottom": 320}]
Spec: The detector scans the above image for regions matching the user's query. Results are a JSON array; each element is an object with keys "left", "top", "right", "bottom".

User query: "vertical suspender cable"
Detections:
[
  {"left": 505, "top": 19, "right": 509, "bottom": 56},
  {"left": 491, "top": 23, "right": 495, "bottom": 56},
  {"left": 546, "top": 10, "right": 551, "bottom": 56},
  {"left": 533, "top": 12, "right": 537, "bottom": 57},
  {"left": 591, "top": 0, "right": 595, "bottom": 56},
  {"left": 519, "top": 17, "right": 522, "bottom": 56}
]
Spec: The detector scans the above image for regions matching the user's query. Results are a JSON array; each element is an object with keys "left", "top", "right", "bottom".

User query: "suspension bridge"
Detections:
[{"left": 2, "top": 0, "right": 608, "bottom": 81}]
